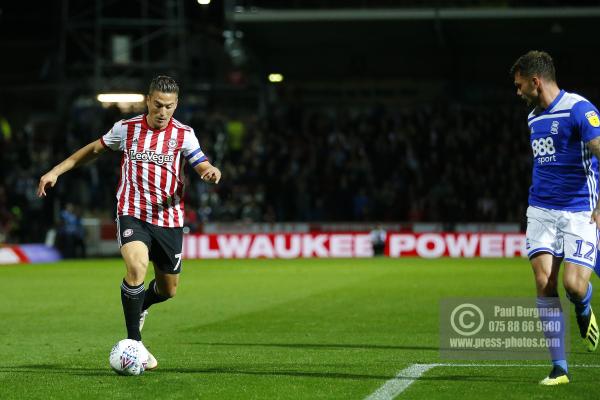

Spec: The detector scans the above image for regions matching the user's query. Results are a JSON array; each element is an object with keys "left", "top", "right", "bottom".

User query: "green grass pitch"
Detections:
[{"left": 0, "top": 257, "right": 598, "bottom": 399}]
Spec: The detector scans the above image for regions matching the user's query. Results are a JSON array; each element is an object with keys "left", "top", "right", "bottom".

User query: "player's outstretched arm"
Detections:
[
  {"left": 587, "top": 137, "right": 600, "bottom": 227},
  {"left": 193, "top": 160, "right": 221, "bottom": 184},
  {"left": 37, "top": 139, "right": 107, "bottom": 197}
]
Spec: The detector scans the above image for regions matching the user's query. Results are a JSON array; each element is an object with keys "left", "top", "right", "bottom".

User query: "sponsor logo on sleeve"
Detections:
[{"left": 585, "top": 111, "right": 600, "bottom": 127}]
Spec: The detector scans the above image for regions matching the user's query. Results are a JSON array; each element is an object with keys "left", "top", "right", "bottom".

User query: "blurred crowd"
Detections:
[
  {"left": 1, "top": 98, "right": 533, "bottom": 243},
  {"left": 187, "top": 100, "right": 532, "bottom": 227}
]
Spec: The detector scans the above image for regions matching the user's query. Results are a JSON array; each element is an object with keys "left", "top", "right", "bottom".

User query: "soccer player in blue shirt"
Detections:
[{"left": 511, "top": 50, "right": 600, "bottom": 385}]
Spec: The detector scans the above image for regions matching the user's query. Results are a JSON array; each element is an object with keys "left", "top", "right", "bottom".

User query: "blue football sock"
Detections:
[
  {"left": 553, "top": 359, "right": 568, "bottom": 373},
  {"left": 567, "top": 282, "right": 592, "bottom": 317},
  {"left": 537, "top": 297, "right": 567, "bottom": 371}
]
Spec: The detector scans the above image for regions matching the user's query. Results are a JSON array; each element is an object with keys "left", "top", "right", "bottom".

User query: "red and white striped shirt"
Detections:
[{"left": 100, "top": 114, "right": 208, "bottom": 227}]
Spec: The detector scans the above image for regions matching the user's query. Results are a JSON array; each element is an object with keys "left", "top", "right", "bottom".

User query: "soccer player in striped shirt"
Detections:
[
  {"left": 37, "top": 76, "right": 221, "bottom": 370},
  {"left": 511, "top": 51, "right": 600, "bottom": 385}
]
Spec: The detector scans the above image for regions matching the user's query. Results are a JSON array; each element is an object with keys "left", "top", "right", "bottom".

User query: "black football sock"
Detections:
[
  {"left": 120, "top": 279, "right": 145, "bottom": 341},
  {"left": 142, "top": 279, "right": 169, "bottom": 311}
]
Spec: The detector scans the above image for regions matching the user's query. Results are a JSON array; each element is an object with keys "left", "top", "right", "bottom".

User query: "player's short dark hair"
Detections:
[
  {"left": 148, "top": 75, "right": 179, "bottom": 96},
  {"left": 510, "top": 50, "right": 556, "bottom": 82}
]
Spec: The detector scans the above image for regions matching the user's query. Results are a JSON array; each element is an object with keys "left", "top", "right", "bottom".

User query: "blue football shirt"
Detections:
[{"left": 528, "top": 90, "right": 600, "bottom": 211}]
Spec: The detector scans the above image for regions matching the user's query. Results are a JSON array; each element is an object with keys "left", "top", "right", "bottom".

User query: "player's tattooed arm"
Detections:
[{"left": 587, "top": 137, "right": 600, "bottom": 227}]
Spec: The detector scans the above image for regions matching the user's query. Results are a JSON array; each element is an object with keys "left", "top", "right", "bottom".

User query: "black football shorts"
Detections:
[{"left": 116, "top": 215, "right": 183, "bottom": 274}]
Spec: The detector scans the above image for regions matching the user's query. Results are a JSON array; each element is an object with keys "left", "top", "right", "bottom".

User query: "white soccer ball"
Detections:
[{"left": 109, "top": 339, "right": 149, "bottom": 376}]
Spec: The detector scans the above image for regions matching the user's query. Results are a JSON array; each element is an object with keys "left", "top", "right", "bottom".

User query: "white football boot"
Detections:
[
  {"left": 138, "top": 341, "right": 158, "bottom": 370},
  {"left": 139, "top": 310, "right": 149, "bottom": 332}
]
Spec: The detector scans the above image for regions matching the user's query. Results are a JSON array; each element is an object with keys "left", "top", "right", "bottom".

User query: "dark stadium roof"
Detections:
[
  {"left": 2, "top": 1, "right": 600, "bottom": 93},
  {"left": 235, "top": 9, "right": 600, "bottom": 84}
]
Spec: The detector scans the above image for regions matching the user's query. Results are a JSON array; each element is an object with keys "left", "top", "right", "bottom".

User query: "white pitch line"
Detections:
[
  {"left": 437, "top": 363, "right": 600, "bottom": 368},
  {"left": 363, "top": 363, "right": 437, "bottom": 400},
  {"left": 364, "top": 363, "right": 600, "bottom": 400}
]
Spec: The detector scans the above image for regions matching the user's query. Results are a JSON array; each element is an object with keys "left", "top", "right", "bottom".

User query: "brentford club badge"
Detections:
[
  {"left": 123, "top": 229, "right": 133, "bottom": 238},
  {"left": 168, "top": 138, "right": 177, "bottom": 149}
]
